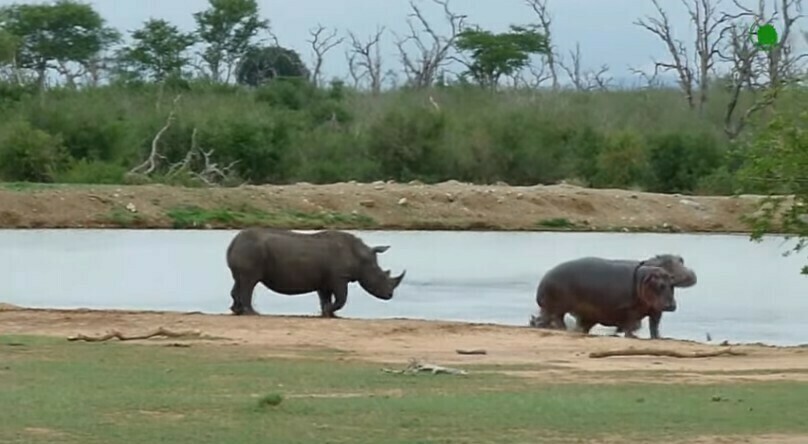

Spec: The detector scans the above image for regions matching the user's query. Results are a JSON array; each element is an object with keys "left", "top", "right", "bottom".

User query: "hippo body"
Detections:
[
  {"left": 533, "top": 255, "right": 697, "bottom": 339},
  {"left": 225, "top": 227, "right": 406, "bottom": 317}
]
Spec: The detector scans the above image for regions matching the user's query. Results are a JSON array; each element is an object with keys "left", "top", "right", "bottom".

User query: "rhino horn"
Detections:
[
  {"left": 373, "top": 245, "right": 390, "bottom": 254},
  {"left": 392, "top": 270, "right": 406, "bottom": 288}
]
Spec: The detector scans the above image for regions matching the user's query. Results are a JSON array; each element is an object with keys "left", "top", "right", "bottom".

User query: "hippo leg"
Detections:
[
  {"left": 533, "top": 308, "right": 564, "bottom": 330},
  {"left": 648, "top": 312, "right": 663, "bottom": 339},
  {"left": 576, "top": 317, "right": 597, "bottom": 335},
  {"left": 317, "top": 290, "right": 334, "bottom": 318}
]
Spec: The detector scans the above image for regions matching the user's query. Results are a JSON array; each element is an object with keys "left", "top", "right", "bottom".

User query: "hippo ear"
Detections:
[
  {"left": 385, "top": 269, "right": 391, "bottom": 277},
  {"left": 373, "top": 245, "right": 390, "bottom": 254}
]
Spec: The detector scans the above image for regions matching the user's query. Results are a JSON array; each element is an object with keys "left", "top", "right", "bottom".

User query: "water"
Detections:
[{"left": 2, "top": 229, "right": 807, "bottom": 346}]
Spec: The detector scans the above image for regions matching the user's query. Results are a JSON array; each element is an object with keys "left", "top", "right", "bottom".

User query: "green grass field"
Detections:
[{"left": 2, "top": 335, "right": 807, "bottom": 443}]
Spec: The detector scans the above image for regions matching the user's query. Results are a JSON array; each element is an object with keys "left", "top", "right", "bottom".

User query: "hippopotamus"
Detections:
[
  {"left": 225, "top": 227, "right": 406, "bottom": 317},
  {"left": 532, "top": 254, "right": 697, "bottom": 339}
]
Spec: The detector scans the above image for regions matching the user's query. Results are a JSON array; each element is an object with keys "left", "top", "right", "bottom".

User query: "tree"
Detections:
[
  {"left": 193, "top": 0, "right": 268, "bottom": 83},
  {"left": 116, "top": 19, "right": 196, "bottom": 82},
  {"left": 393, "top": 0, "right": 466, "bottom": 89},
  {"left": 454, "top": 25, "right": 548, "bottom": 88},
  {"left": 235, "top": 45, "right": 309, "bottom": 86},
  {"left": 737, "top": 108, "right": 808, "bottom": 276},
  {"left": 307, "top": 24, "right": 343, "bottom": 88},
  {"left": 0, "top": 0, "right": 119, "bottom": 88}
]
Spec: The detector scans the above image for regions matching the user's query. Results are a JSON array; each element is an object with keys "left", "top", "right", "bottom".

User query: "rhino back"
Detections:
[{"left": 227, "top": 228, "right": 357, "bottom": 284}]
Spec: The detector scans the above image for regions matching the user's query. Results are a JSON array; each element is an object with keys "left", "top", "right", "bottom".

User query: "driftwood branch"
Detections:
[
  {"left": 67, "top": 326, "right": 219, "bottom": 342},
  {"left": 128, "top": 94, "right": 182, "bottom": 177},
  {"left": 589, "top": 347, "right": 747, "bottom": 359},
  {"left": 382, "top": 358, "right": 468, "bottom": 375}
]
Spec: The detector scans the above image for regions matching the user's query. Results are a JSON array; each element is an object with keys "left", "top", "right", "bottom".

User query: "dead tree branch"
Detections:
[
  {"left": 394, "top": 0, "right": 466, "bottom": 89},
  {"left": 128, "top": 94, "right": 182, "bottom": 177},
  {"left": 718, "top": 0, "right": 806, "bottom": 139},
  {"left": 589, "top": 347, "right": 747, "bottom": 359},
  {"left": 67, "top": 326, "right": 222, "bottom": 342},
  {"left": 558, "top": 42, "right": 612, "bottom": 90},
  {"left": 634, "top": 0, "right": 730, "bottom": 113},
  {"left": 308, "top": 24, "right": 345, "bottom": 87},
  {"left": 347, "top": 26, "right": 386, "bottom": 95},
  {"left": 525, "top": 0, "right": 559, "bottom": 89}
]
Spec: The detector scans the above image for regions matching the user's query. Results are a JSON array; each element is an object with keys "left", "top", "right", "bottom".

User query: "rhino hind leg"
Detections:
[
  {"left": 317, "top": 290, "right": 334, "bottom": 318},
  {"left": 230, "top": 274, "right": 260, "bottom": 316}
]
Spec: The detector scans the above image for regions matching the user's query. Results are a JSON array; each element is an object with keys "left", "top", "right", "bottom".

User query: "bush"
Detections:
[
  {"left": 593, "top": 130, "right": 648, "bottom": 189},
  {"left": 646, "top": 132, "right": 723, "bottom": 193},
  {"left": 55, "top": 159, "right": 128, "bottom": 184},
  {"left": 367, "top": 106, "right": 448, "bottom": 181},
  {"left": 0, "top": 120, "right": 68, "bottom": 182}
]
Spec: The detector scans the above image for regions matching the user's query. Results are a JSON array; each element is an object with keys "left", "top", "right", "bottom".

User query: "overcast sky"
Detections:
[{"left": 3, "top": 0, "right": 807, "bottom": 86}]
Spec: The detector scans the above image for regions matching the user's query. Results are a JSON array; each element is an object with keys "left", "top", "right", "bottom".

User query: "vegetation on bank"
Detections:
[
  {"left": 0, "top": 81, "right": 804, "bottom": 198},
  {"left": 3, "top": 335, "right": 808, "bottom": 443}
]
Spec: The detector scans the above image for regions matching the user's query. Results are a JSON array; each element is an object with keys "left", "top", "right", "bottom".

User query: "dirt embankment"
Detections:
[
  {"left": 2, "top": 306, "right": 808, "bottom": 385},
  {"left": 0, "top": 181, "right": 769, "bottom": 232}
]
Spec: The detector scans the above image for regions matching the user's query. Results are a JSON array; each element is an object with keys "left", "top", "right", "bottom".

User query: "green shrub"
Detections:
[
  {"left": 647, "top": 132, "right": 723, "bottom": 193},
  {"left": 0, "top": 120, "right": 68, "bottom": 182},
  {"left": 55, "top": 159, "right": 128, "bottom": 184},
  {"left": 367, "top": 106, "right": 448, "bottom": 181}
]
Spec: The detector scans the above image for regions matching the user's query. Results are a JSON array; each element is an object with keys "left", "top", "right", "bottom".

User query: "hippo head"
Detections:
[
  {"left": 642, "top": 254, "right": 697, "bottom": 288},
  {"left": 636, "top": 266, "right": 677, "bottom": 312},
  {"left": 356, "top": 244, "right": 406, "bottom": 300}
]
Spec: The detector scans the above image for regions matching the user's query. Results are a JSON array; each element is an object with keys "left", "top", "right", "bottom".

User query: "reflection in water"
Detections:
[{"left": 1, "top": 229, "right": 807, "bottom": 346}]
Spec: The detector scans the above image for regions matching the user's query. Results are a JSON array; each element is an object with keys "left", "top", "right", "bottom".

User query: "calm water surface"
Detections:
[{"left": 2, "top": 229, "right": 807, "bottom": 346}]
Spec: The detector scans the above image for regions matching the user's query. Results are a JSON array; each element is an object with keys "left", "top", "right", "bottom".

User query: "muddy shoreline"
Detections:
[{"left": 0, "top": 181, "right": 768, "bottom": 232}]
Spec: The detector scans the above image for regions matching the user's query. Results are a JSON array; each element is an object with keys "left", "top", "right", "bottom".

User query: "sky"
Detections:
[{"left": 2, "top": 0, "right": 807, "bottom": 87}]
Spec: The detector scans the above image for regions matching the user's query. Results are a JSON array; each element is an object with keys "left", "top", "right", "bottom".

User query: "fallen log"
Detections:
[
  {"left": 455, "top": 348, "right": 487, "bottom": 355},
  {"left": 589, "top": 347, "right": 747, "bottom": 359},
  {"left": 67, "top": 327, "right": 219, "bottom": 342}
]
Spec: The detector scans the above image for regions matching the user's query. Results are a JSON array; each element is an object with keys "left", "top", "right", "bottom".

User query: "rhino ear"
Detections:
[{"left": 373, "top": 245, "right": 390, "bottom": 254}]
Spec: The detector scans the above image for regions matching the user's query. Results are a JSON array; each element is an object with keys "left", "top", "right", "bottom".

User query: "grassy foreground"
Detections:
[{"left": 2, "top": 335, "right": 808, "bottom": 443}]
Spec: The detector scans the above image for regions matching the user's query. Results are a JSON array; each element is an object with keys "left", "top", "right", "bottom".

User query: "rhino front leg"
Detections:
[
  {"left": 317, "top": 290, "right": 333, "bottom": 318},
  {"left": 324, "top": 283, "right": 349, "bottom": 318}
]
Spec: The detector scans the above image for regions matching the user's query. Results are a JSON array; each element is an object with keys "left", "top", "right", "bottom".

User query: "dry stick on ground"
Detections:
[
  {"left": 382, "top": 358, "right": 468, "bottom": 375},
  {"left": 589, "top": 347, "right": 747, "bottom": 359},
  {"left": 67, "top": 326, "right": 220, "bottom": 342}
]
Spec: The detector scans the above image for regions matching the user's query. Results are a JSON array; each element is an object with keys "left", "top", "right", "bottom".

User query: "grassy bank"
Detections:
[
  {"left": 2, "top": 334, "right": 807, "bottom": 443},
  {"left": 2, "top": 81, "right": 806, "bottom": 196}
]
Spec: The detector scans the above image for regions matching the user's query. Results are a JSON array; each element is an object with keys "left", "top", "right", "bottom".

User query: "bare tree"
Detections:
[
  {"left": 558, "top": 42, "right": 612, "bottom": 91},
  {"left": 719, "top": 0, "right": 806, "bottom": 139},
  {"left": 525, "top": 0, "right": 560, "bottom": 89},
  {"left": 346, "top": 26, "right": 386, "bottom": 95},
  {"left": 308, "top": 24, "right": 344, "bottom": 87},
  {"left": 393, "top": 0, "right": 466, "bottom": 89},
  {"left": 634, "top": 0, "right": 731, "bottom": 114}
]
